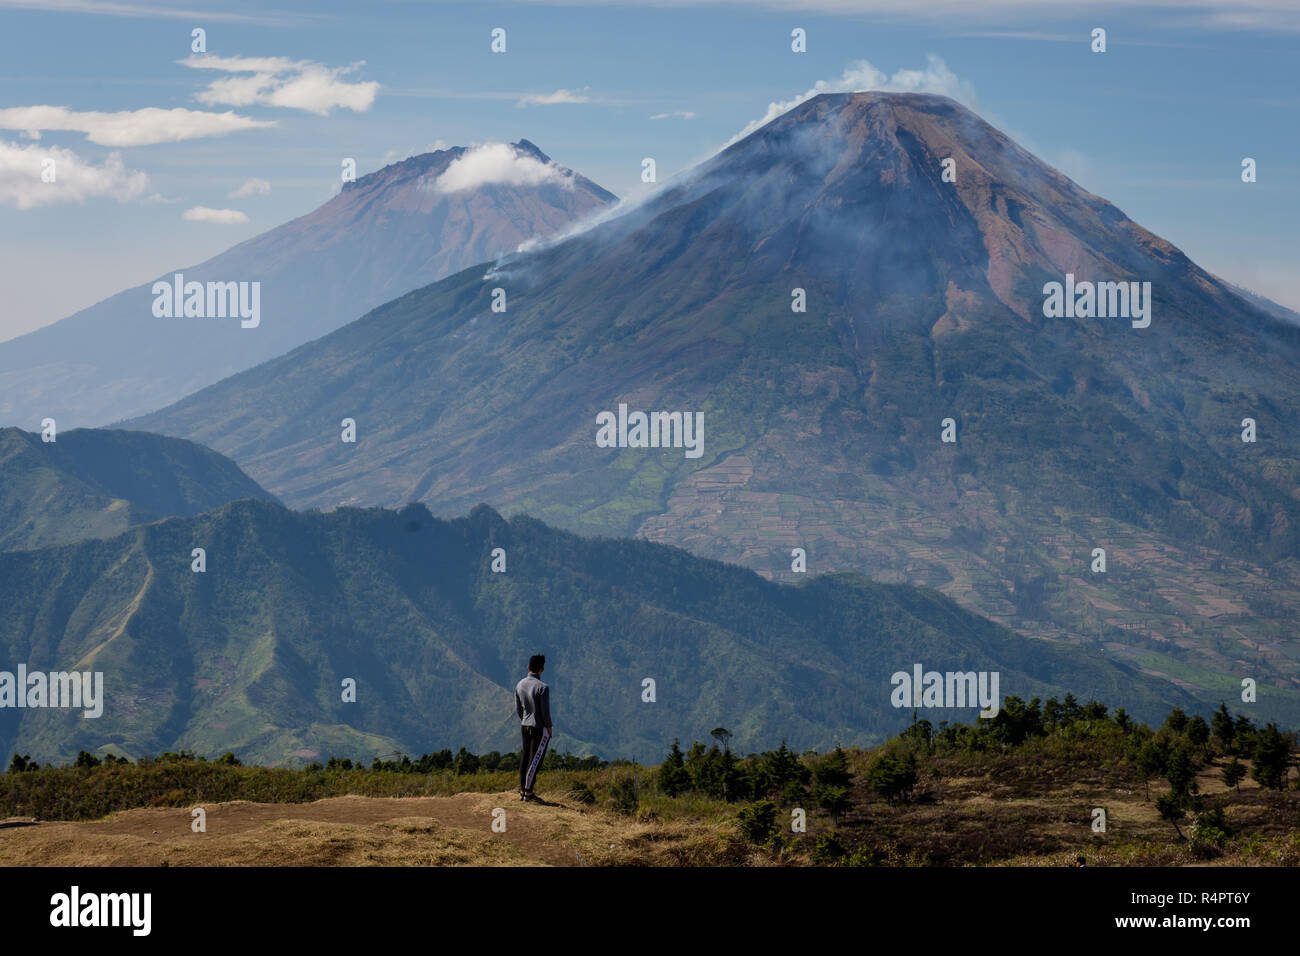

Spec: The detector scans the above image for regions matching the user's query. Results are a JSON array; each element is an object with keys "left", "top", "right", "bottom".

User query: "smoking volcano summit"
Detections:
[{"left": 132, "top": 92, "right": 1300, "bottom": 724}]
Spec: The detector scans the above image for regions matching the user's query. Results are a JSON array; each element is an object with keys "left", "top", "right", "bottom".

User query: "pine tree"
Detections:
[
  {"left": 812, "top": 746, "right": 852, "bottom": 790},
  {"left": 1211, "top": 702, "right": 1236, "bottom": 755},
  {"left": 1251, "top": 723, "right": 1292, "bottom": 791},
  {"left": 865, "top": 751, "right": 916, "bottom": 805},
  {"left": 684, "top": 741, "right": 709, "bottom": 792},
  {"left": 1135, "top": 738, "right": 1167, "bottom": 801},
  {"left": 735, "top": 800, "right": 779, "bottom": 846},
  {"left": 814, "top": 784, "right": 852, "bottom": 826},
  {"left": 1114, "top": 707, "right": 1131, "bottom": 734},
  {"left": 1163, "top": 707, "right": 1189, "bottom": 736},
  {"left": 1061, "top": 693, "right": 1081, "bottom": 725},
  {"left": 1156, "top": 792, "right": 1187, "bottom": 839},
  {"left": 1234, "top": 715, "right": 1256, "bottom": 754},
  {"left": 1164, "top": 744, "right": 1197, "bottom": 798},
  {"left": 657, "top": 739, "right": 688, "bottom": 797},
  {"left": 1186, "top": 715, "right": 1210, "bottom": 759},
  {"left": 1043, "top": 697, "right": 1062, "bottom": 732},
  {"left": 760, "top": 741, "right": 804, "bottom": 797},
  {"left": 810, "top": 746, "right": 854, "bottom": 823},
  {"left": 1220, "top": 758, "right": 1246, "bottom": 793}
]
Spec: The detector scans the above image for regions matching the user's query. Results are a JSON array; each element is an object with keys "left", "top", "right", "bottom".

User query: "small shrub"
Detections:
[
  {"left": 865, "top": 751, "right": 917, "bottom": 804},
  {"left": 736, "top": 799, "right": 779, "bottom": 846},
  {"left": 567, "top": 781, "right": 596, "bottom": 805},
  {"left": 608, "top": 775, "right": 639, "bottom": 815},
  {"left": 74, "top": 751, "right": 101, "bottom": 769},
  {"left": 779, "top": 780, "right": 806, "bottom": 805},
  {"left": 812, "top": 831, "right": 846, "bottom": 864},
  {"left": 1189, "top": 807, "right": 1231, "bottom": 858}
]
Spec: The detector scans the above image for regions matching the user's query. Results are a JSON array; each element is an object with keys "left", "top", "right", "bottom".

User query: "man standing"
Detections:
[{"left": 515, "top": 654, "right": 553, "bottom": 801}]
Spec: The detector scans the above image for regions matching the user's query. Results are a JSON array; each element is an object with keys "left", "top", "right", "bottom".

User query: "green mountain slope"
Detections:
[
  {"left": 0, "top": 427, "right": 277, "bottom": 552},
  {"left": 0, "top": 500, "right": 1195, "bottom": 765}
]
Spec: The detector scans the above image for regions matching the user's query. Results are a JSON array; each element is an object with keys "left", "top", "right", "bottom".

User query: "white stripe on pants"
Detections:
[{"left": 525, "top": 726, "right": 551, "bottom": 792}]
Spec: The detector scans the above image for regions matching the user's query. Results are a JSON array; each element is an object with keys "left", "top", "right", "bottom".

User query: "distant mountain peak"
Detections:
[
  {"left": 341, "top": 146, "right": 466, "bottom": 192},
  {"left": 0, "top": 138, "right": 615, "bottom": 428},
  {"left": 511, "top": 138, "right": 550, "bottom": 162},
  {"left": 346, "top": 140, "right": 564, "bottom": 195}
]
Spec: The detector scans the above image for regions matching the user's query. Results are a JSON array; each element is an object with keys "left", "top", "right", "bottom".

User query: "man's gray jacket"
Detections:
[{"left": 515, "top": 673, "right": 552, "bottom": 728}]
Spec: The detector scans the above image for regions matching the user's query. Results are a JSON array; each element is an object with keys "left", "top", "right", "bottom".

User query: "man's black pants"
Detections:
[{"left": 519, "top": 725, "right": 550, "bottom": 792}]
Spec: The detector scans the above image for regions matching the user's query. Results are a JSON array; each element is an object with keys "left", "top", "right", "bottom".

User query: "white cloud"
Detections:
[
  {"left": 0, "top": 105, "right": 274, "bottom": 147},
  {"left": 228, "top": 177, "right": 271, "bottom": 198},
  {"left": 179, "top": 54, "right": 379, "bottom": 115},
  {"left": 183, "top": 54, "right": 307, "bottom": 74},
  {"left": 516, "top": 88, "right": 591, "bottom": 108},
  {"left": 650, "top": 110, "right": 697, "bottom": 120},
  {"left": 0, "top": 0, "right": 308, "bottom": 26},
  {"left": 0, "top": 139, "right": 149, "bottom": 209},
  {"left": 723, "top": 55, "right": 976, "bottom": 149},
  {"left": 432, "top": 143, "right": 572, "bottom": 193},
  {"left": 182, "top": 205, "right": 249, "bottom": 224}
]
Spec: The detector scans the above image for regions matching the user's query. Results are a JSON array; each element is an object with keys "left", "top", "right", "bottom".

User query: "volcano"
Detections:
[
  {"left": 131, "top": 92, "right": 1300, "bottom": 723},
  {"left": 0, "top": 141, "right": 615, "bottom": 427}
]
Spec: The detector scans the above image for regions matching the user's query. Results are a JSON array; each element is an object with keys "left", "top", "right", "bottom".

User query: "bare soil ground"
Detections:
[{"left": 0, "top": 790, "right": 693, "bottom": 867}]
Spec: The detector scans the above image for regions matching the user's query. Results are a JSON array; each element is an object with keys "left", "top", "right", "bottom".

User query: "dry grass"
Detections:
[
  {"left": 0, "top": 789, "right": 737, "bottom": 867},
  {"left": 2, "top": 745, "right": 1295, "bottom": 867},
  {"left": 821, "top": 748, "right": 1300, "bottom": 867}
]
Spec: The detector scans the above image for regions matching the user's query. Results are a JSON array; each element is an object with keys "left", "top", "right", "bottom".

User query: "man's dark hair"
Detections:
[{"left": 529, "top": 654, "right": 546, "bottom": 673}]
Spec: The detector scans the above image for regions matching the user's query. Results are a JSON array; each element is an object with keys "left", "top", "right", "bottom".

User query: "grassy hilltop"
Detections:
[{"left": 3, "top": 697, "right": 1295, "bottom": 866}]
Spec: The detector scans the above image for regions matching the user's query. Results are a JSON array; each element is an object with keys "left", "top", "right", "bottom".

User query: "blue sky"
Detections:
[{"left": 1, "top": 0, "right": 1297, "bottom": 340}]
